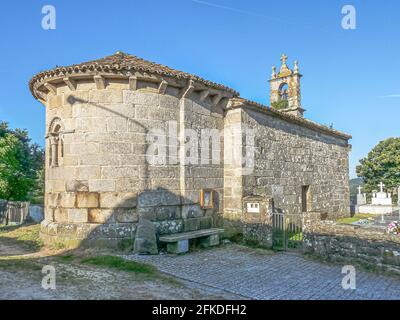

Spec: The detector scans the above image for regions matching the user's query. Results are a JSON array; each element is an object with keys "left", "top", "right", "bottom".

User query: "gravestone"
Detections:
[
  {"left": 358, "top": 182, "right": 394, "bottom": 215},
  {"left": 371, "top": 182, "right": 392, "bottom": 205},
  {"left": 356, "top": 185, "right": 367, "bottom": 205},
  {"left": 354, "top": 185, "right": 366, "bottom": 214}
]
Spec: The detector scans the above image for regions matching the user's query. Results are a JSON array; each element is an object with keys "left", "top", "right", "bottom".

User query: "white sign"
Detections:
[{"left": 247, "top": 203, "right": 260, "bottom": 213}]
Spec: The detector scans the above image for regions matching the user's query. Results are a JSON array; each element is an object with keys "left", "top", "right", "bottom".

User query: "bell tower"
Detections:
[{"left": 269, "top": 54, "right": 305, "bottom": 117}]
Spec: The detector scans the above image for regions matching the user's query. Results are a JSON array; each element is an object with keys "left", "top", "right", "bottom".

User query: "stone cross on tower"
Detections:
[
  {"left": 378, "top": 182, "right": 385, "bottom": 193},
  {"left": 280, "top": 54, "right": 288, "bottom": 66},
  {"left": 357, "top": 185, "right": 362, "bottom": 194}
]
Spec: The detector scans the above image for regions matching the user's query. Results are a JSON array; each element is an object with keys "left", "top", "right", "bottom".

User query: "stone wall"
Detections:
[
  {"left": 303, "top": 214, "right": 400, "bottom": 275},
  {"left": 41, "top": 76, "right": 228, "bottom": 248},
  {"left": 221, "top": 104, "right": 350, "bottom": 243},
  {"left": 241, "top": 107, "right": 350, "bottom": 218}
]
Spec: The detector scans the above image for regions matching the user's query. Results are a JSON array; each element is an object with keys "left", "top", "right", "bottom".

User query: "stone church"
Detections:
[{"left": 29, "top": 52, "right": 351, "bottom": 250}]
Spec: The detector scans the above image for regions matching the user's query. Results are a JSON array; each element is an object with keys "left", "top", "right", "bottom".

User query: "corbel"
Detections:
[
  {"left": 158, "top": 80, "right": 168, "bottom": 95},
  {"left": 93, "top": 75, "right": 106, "bottom": 90},
  {"left": 199, "top": 89, "right": 210, "bottom": 102},
  {"left": 63, "top": 77, "right": 76, "bottom": 91},
  {"left": 44, "top": 82, "right": 57, "bottom": 95},
  {"left": 181, "top": 79, "right": 195, "bottom": 99},
  {"left": 129, "top": 76, "right": 137, "bottom": 90},
  {"left": 212, "top": 93, "right": 223, "bottom": 106}
]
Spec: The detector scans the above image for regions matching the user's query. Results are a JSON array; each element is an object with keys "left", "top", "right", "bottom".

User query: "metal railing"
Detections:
[{"left": 272, "top": 212, "right": 303, "bottom": 251}]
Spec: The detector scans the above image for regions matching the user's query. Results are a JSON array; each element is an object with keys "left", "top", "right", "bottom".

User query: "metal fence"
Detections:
[
  {"left": 272, "top": 212, "right": 303, "bottom": 251},
  {"left": 0, "top": 201, "right": 30, "bottom": 225}
]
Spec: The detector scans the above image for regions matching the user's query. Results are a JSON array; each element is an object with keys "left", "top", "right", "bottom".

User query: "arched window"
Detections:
[
  {"left": 279, "top": 83, "right": 289, "bottom": 101},
  {"left": 48, "top": 118, "right": 64, "bottom": 167}
]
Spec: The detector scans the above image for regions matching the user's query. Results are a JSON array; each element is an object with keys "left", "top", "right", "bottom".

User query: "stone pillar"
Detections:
[{"left": 50, "top": 136, "right": 59, "bottom": 167}]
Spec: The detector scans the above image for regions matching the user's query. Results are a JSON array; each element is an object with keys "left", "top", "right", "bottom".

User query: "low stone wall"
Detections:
[
  {"left": 303, "top": 215, "right": 400, "bottom": 275},
  {"left": 223, "top": 219, "right": 273, "bottom": 248}
]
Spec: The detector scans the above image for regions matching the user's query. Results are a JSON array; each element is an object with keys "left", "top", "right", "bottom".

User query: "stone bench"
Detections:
[{"left": 159, "top": 228, "right": 224, "bottom": 254}]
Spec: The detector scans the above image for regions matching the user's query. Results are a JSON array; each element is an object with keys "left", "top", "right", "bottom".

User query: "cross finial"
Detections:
[
  {"left": 378, "top": 182, "right": 385, "bottom": 192},
  {"left": 280, "top": 54, "right": 288, "bottom": 65},
  {"left": 357, "top": 185, "right": 362, "bottom": 194},
  {"left": 271, "top": 66, "right": 276, "bottom": 78}
]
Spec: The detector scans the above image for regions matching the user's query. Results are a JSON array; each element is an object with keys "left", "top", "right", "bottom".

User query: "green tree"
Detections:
[
  {"left": 0, "top": 122, "right": 44, "bottom": 202},
  {"left": 356, "top": 137, "right": 400, "bottom": 200}
]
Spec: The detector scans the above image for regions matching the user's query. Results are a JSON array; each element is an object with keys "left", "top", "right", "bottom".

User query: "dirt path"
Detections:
[{"left": 0, "top": 226, "right": 239, "bottom": 300}]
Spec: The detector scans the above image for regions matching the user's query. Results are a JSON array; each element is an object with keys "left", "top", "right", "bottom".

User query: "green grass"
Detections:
[
  {"left": 58, "top": 254, "right": 75, "bottom": 262},
  {"left": 336, "top": 214, "right": 376, "bottom": 225},
  {"left": 0, "top": 223, "right": 43, "bottom": 251},
  {"left": 81, "top": 255, "right": 158, "bottom": 275},
  {"left": 0, "top": 257, "right": 43, "bottom": 271}
]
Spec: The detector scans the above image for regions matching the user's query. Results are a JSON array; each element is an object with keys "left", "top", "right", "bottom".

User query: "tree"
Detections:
[
  {"left": 356, "top": 137, "right": 400, "bottom": 200},
  {"left": 0, "top": 122, "right": 44, "bottom": 202}
]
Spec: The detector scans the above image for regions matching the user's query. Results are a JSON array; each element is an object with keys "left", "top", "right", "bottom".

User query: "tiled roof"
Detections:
[
  {"left": 229, "top": 97, "right": 352, "bottom": 140},
  {"left": 29, "top": 51, "right": 239, "bottom": 97}
]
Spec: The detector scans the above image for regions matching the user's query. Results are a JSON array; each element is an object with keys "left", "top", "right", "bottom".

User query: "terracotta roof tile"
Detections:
[{"left": 29, "top": 51, "right": 239, "bottom": 98}]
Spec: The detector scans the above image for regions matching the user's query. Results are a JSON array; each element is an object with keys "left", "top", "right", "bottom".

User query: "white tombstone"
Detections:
[
  {"left": 358, "top": 182, "right": 394, "bottom": 215},
  {"left": 371, "top": 182, "right": 392, "bottom": 205},
  {"left": 356, "top": 185, "right": 366, "bottom": 205}
]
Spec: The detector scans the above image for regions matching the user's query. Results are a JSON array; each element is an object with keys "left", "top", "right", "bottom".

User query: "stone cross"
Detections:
[
  {"left": 378, "top": 182, "right": 385, "bottom": 193},
  {"left": 280, "top": 54, "right": 288, "bottom": 65},
  {"left": 271, "top": 66, "right": 276, "bottom": 78},
  {"left": 357, "top": 185, "right": 362, "bottom": 195}
]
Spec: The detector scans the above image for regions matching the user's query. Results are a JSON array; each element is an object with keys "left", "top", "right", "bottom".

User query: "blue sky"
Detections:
[{"left": 0, "top": 0, "right": 399, "bottom": 178}]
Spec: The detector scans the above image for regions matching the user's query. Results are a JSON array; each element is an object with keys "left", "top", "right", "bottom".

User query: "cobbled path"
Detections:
[{"left": 124, "top": 244, "right": 400, "bottom": 300}]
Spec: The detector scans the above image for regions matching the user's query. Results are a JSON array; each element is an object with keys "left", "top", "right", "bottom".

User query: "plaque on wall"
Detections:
[{"left": 247, "top": 202, "right": 260, "bottom": 213}]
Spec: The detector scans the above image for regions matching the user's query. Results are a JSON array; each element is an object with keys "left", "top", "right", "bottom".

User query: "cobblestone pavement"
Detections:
[{"left": 124, "top": 244, "right": 400, "bottom": 300}]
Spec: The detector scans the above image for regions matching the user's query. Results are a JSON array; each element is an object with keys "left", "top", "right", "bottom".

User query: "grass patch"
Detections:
[
  {"left": 336, "top": 214, "right": 376, "bottom": 225},
  {"left": 58, "top": 254, "right": 75, "bottom": 262},
  {"left": 0, "top": 257, "right": 43, "bottom": 271},
  {"left": 0, "top": 223, "right": 43, "bottom": 251},
  {"left": 81, "top": 255, "right": 158, "bottom": 276}
]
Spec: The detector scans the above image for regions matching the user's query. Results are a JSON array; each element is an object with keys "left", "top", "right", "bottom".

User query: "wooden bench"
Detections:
[{"left": 159, "top": 228, "right": 224, "bottom": 254}]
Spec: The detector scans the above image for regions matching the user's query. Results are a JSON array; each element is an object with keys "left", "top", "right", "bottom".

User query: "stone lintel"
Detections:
[{"left": 93, "top": 75, "right": 106, "bottom": 90}]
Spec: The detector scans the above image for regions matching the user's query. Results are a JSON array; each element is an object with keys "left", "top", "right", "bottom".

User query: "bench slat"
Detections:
[{"left": 159, "top": 228, "right": 224, "bottom": 243}]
